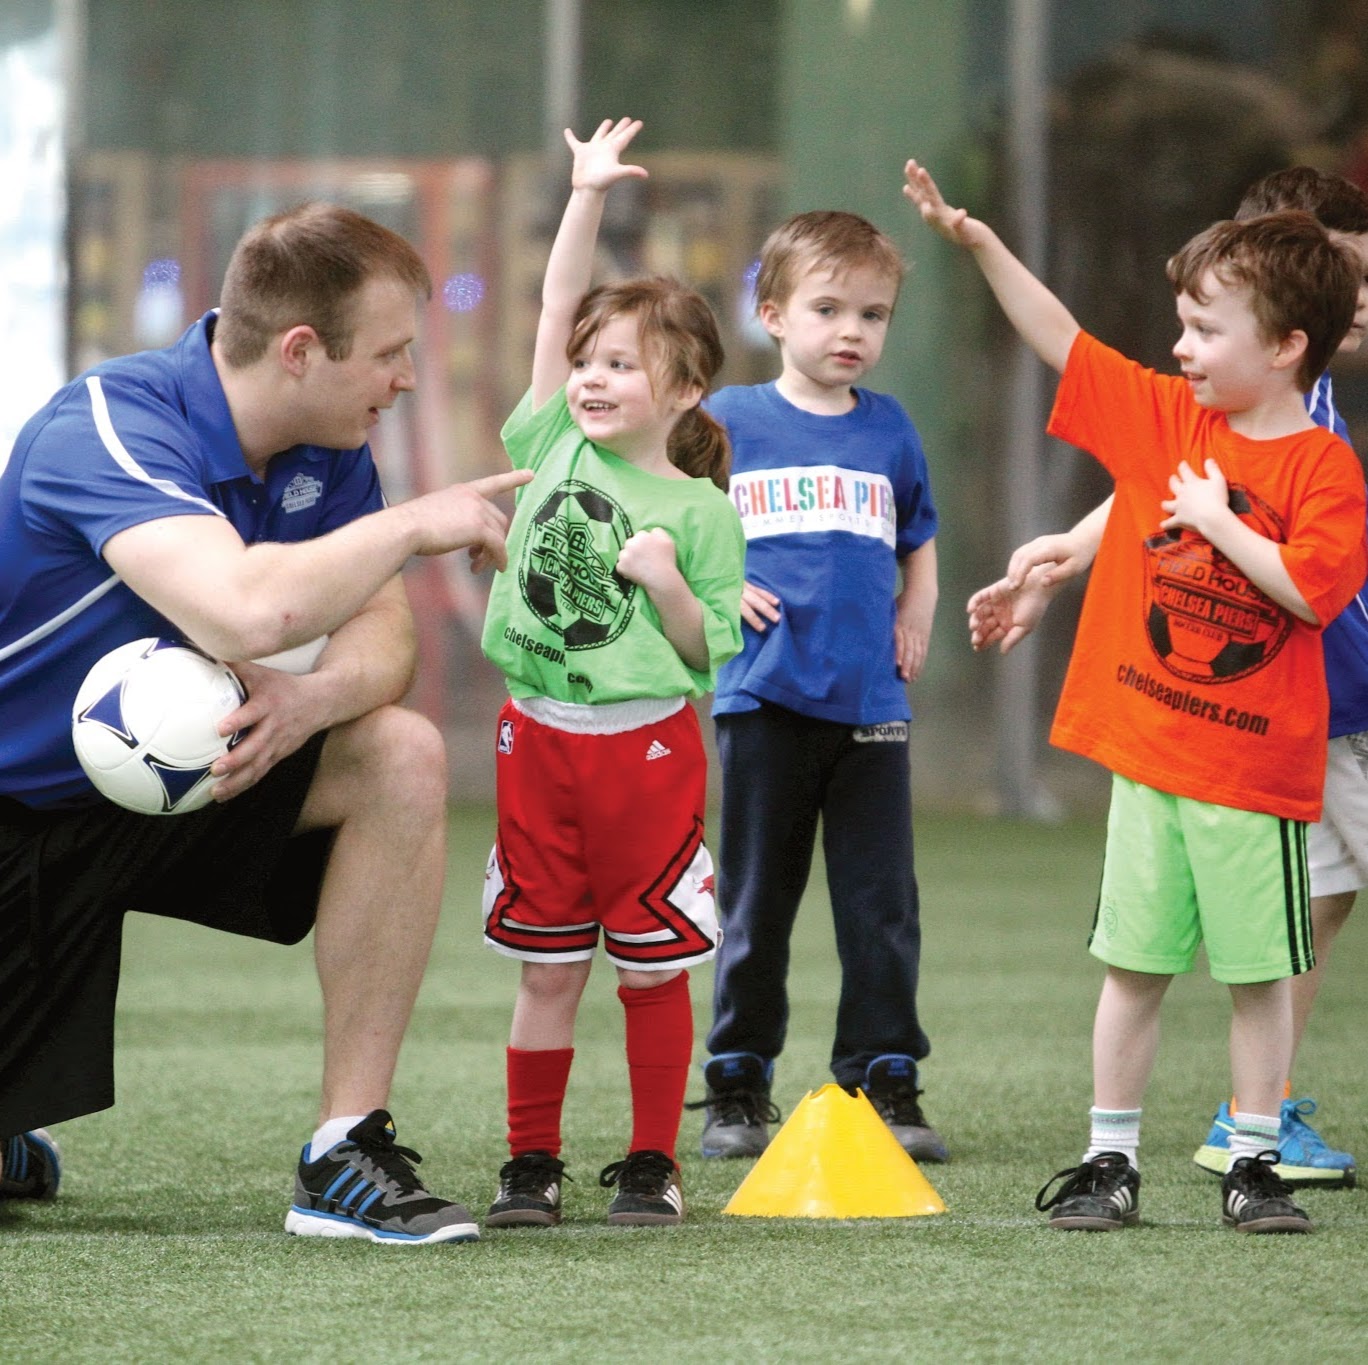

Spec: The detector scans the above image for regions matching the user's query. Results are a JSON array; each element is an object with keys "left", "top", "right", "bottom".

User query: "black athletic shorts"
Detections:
[{"left": 0, "top": 732, "right": 330, "bottom": 1135}]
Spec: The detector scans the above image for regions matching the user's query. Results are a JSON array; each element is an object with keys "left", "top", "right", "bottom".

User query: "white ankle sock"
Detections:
[
  {"left": 1084, "top": 1106, "right": 1141, "bottom": 1167},
  {"left": 1226, "top": 1110, "right": 1280, "bottom": 1168},
  {"left": 309, "top": 1115, "right": 366, "bottom": 1162}
]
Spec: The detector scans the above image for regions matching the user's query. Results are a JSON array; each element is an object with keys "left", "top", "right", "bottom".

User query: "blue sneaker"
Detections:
[
  {"left": 1193, "top": 1099, "right": 1356, "bottom": 1189},
  {"left": 1193, "top": 1101, "right": 1237, "bottom": 1177},
  {"left": 0, "top": 1130, "right": 62, "bottom": 1201},
  {"left": 1276, "top": 1099, "right": 1356, "bottom": 1189}
]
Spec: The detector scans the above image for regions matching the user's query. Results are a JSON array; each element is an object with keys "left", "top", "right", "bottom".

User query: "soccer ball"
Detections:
[{"left": 71, "top": 637, "right": 246, "bottom": 815}]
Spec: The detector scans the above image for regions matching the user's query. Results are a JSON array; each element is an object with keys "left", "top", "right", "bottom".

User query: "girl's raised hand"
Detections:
[{"left": 566, "top": 118, "right": 649, "bottom": 192}]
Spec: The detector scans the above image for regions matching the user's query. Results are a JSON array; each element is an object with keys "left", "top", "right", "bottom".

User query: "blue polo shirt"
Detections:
[{"left": 0, "top": 312, "right": 385, "bottom": 808}]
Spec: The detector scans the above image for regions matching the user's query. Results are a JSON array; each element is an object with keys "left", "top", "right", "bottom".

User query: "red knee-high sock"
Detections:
[
  {"left": 619, "top": 972, "right": 693, "bottom": 1161},
  {"left": 506, "top": 1046, "right": 574, "bottom": 1157}
]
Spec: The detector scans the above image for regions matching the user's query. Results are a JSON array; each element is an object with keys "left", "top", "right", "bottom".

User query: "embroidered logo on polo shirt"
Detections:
[{"left": 281, "top": 473, "right": 324, "bottom": 513}]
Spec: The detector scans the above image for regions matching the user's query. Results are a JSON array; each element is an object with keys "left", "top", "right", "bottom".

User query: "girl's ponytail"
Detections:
[{"left": 667, "top": 405, "right": 731, "bottom": 491}]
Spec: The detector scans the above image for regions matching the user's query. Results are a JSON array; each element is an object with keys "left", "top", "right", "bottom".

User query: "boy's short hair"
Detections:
[
  {"left": 215, "top": 202, "right": 432, "bottom": 368},
  {"left": 1235, "top": 166, "right": 1368, "bottom": 235},
  {"left": 1166, "top": 211, "right": 1358, "bottom": 391},
  {"left": 755, "top": 210, "right": 905, "bottom": 309}
]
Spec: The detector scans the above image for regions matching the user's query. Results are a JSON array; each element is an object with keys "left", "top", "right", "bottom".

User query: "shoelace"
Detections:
[
  {"left": 1034, "top": 1151, "right": 1132, "bottom": 1212},
  {"left": 867, "top": 1084, "right": 928, "bottom": 1128},
  {"left": 599, "top": 1150, "right": 676, "bottom": 1193},
  {"left": 349, "top": 1120, "right": 426, "bottom": 1196},
  {"left": 1230, "top": 1149, "right": 1294, "bottom": 1197},
  {"left": 499, "top": 1153, "right": 569, "bottom": 1195},
  {"left": 685, "top": 1089, "right": 782, "bottom": 1127}
]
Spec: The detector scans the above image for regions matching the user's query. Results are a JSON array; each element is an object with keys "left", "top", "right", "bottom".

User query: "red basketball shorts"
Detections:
[{"left": 482, "top": 699, "right": 721, "bottom": 969}]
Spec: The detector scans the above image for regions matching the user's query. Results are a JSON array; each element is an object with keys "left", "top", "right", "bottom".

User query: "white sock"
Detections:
[
  {"left": 309, "top": 1115, "right": 366, "bottom": 1162},
  {"left": 1226, "top": 1110, "right": 1280, "bottom": 1169},
  {"left": 1084, "top": 1106, "right": 1141, "bottom": 1168}
]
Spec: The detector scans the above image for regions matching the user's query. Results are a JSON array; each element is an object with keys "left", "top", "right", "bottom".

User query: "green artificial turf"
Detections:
[{"left": 3, "top": 807, "right": 1365, "bottom": 1362}]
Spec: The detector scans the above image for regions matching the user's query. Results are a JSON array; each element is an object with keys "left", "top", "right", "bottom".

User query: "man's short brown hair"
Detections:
[
  {"left": 1166, "top": 211, "right": 1358, "bottom": 390},
  {"left": 215, "top": 202, "right": 432, "bottom": 368},
  {"left": 755, "top": 210, "right": 905, "bottom": 310}
]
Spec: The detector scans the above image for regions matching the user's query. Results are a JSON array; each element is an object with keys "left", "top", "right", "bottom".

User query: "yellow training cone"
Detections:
[{"left": 722, "top": 1083, "right": 946, "bottom": 1218}]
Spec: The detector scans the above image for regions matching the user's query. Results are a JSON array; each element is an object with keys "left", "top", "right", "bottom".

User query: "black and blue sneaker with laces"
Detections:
[
  {"left": 689, "top": 1052, "right": 781, "bottom": 1159},
  {"left": 285, "top": 1110, "right": 478, "bottom": 1245},
  {"left": 860, "top": 1055, "right": 949, "bottom": 1163},
  {"left": 0, "top": 1130, "right": 62, "bottom": 1201}
]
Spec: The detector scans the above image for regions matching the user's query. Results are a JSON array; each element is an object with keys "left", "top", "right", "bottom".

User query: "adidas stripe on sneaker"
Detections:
[{"left": 285, "top": 1110, "right": 478, "bottom": 1245}]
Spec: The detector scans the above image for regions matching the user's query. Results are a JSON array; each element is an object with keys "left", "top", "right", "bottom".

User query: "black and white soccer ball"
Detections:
[{"left": 71, "top": 637, "right": 246, "bottom": 815}]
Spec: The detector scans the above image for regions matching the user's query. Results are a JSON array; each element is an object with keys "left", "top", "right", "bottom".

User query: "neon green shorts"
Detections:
[{"left": 1091, "top": 774, "right": 1313, "bottom": 984}]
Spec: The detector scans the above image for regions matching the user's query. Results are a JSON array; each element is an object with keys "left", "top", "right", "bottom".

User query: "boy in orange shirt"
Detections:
[{"left": 904, "top": 161, "right": 1365, "bottom": 1233}]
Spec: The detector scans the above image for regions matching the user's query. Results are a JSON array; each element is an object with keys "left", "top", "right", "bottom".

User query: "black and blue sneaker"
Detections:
[
  {"left": 690, "top": 1052, "right": 780, "bottom": 1159},
  {"left": 284, "top": 1110, "right": 478, "bottom": 1245},
  {"left": 861, "top": 1055, "right": 949, "bottom": 1162},
  {"left": 0, "top": 1130, "right": 62, "bottom": 1201}
]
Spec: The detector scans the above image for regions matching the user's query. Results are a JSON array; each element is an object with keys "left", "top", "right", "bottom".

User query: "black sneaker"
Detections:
[
  {"left": 688, "top": 1053, "right": 781, "bottom": 1159},
  {"left": 0, "top": 1130, "right": 62, "bottom": 1201},
  {"left": 486, "top": 1151, "right": 568, "bottom": 1227},
  {"left": 1035, "top": 1151, "right": 1140, "bottom": 1230},
  {"left": 284, "top": 1110, "right": 478, "bottom": 1244},
  {"left": 599, "top": 1149, "right": 684, "bottom": 1225},
  {"left": 860, "top": 1055, "right": 949, "bottom": 1162},
  {"left": 1222, "top": 1150, "right": 1312, "bottom": 1234}
]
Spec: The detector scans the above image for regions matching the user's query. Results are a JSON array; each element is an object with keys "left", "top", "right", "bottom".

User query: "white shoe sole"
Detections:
[{"left": 284, "top": 1207, "right": 479, "bottom": 1244}]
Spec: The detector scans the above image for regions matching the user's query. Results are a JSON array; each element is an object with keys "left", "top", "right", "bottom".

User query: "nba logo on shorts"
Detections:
[{"left": 498, "top": 719, "right": 515, "bottom": 755}]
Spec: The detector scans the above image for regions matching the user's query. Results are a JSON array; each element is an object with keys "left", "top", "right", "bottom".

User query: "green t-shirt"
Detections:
[{"left": 481, "top": 388, "right": 745, "bottom": 703}]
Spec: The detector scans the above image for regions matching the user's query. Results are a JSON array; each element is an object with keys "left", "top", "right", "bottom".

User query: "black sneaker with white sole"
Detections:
[
  {"left": 599, "top": 1149, "right": 684, "bottom": 1225},
  {"left": 1035, "top": 1151, "right": 1140, "bottom": 1230},
  {"left": 486, "top": 1151, "right": 568, "bottom": 1227},
  {"left": 1222, "top": 1150, "right": 1312, "bottom": 1234},
  {"left": 0, "top": 1130, "right": 62, "bottom": 1201},
  {"left": 284, "top": 1110, "right": 478, "bottom": 1245}
]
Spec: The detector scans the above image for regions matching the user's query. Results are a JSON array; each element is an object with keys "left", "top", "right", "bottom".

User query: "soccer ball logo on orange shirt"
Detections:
[{"left": 1142, "top": 484, "right": 1290, "bottom": 683}]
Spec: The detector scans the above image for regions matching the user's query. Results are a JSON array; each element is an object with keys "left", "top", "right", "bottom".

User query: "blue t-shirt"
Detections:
[
  {"left": 0, "top": 312, "right": 385, "bottom": 808},
  {"left": 707, "top": 382, "right": 937, "bottom": 725},
  {"left": 1309, "top": 373, "right": 1368, "bottom": 737}
]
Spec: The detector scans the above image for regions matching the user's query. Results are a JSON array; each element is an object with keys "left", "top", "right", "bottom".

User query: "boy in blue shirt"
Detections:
[{"left": 694, "top": 211, "right": 946, "bottom": 1162}]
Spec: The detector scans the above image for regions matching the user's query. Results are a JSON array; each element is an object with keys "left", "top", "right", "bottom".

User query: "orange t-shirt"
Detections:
[{"left": 1046, "top": 332, "right": 1367, "bottom": 821}]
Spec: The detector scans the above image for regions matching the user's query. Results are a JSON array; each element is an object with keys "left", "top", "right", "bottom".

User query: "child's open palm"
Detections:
[
  {"left": 567, "top": 118, "right": 649, "bottom": 192},
  {"left": 902, "top": 160, "right": 987, "bottom": 249}
]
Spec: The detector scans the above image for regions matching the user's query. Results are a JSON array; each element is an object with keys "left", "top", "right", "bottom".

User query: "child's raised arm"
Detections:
[
  {"left": 531, "top": 117, "right": 649, "bottom": 409},
  {"left": 902, "top": 159, "right": 1080, "bottom": 375}
]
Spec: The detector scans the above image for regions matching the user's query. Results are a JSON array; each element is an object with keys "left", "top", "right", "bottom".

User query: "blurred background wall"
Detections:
[{"left": 4, "top": 0, "right": 1365, "bottom": 815}]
